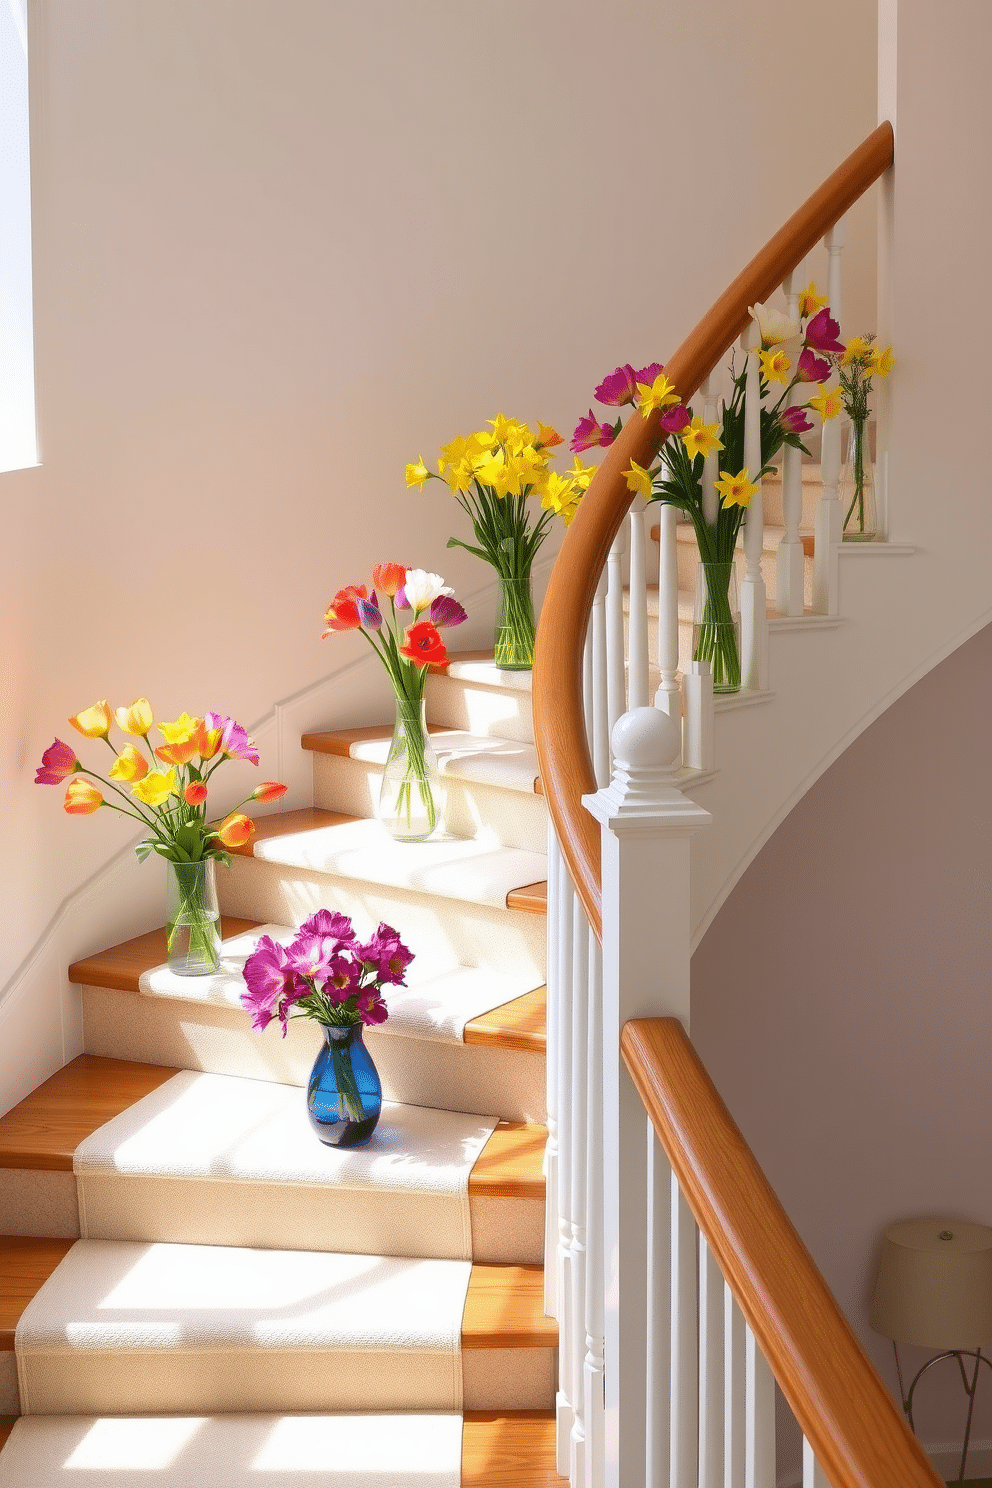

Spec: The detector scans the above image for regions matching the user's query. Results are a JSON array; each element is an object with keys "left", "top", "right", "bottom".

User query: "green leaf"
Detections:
[{"left": 134, "top": 841, "right": 155, "bottom": 864}]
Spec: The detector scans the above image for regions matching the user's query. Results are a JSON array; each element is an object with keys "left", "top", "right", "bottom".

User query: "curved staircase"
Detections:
[{"left": 0, "top": 659, "right": 565, "bottom": 1485}]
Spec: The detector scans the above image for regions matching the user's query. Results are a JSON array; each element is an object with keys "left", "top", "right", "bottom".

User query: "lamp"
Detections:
[{"left": 872, "top": 1216, "right": 992, "bottom": 1483}]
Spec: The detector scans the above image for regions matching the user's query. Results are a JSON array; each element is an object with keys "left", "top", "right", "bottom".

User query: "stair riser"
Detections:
[
  {"left": 426, "top": 674, "right": 534, "bottom": 744},
  {"left": 81, "top": 986, "right": 547, "bottom": 1124},
  {"left": 0, "top": 1172, "right": 77, "bottom": 1241},
  {"left": 0, "top": 1359, "right": 15, "bottom": 1416},
  {"left": 217, "top": 860, "right": 547, "bottom": 985},
  {"left": 312, "top": 753, "right": 546, "bottom": 854}
]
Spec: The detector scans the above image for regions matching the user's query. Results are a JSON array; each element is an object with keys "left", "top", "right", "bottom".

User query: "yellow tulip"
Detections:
[
  {"left": 132, "top": 769, "right": 177, "bottom": 806},
  {"left": 64, "top": 778, "right": 103, "bottom": 814},
  {"left": 114, "top": 698, "right": 153, "bottom": 736},
  {"left": 69, "top": 700, "right": 112, "bottom": 739},
  {"left": 109, "top": 744, "right": 150, "bottom": 783}
]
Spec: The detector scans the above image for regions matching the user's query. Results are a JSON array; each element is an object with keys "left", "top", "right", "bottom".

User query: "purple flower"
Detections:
[
  {"left": 594, "top": 364, "right": 639, "bottom": 407},
  {"left": 287, "top": 932, "right": 347, "bottom": 984},
  {"left": 35, "top": 737, "right": 81, "bottom": 785},
  {"left": 394, "top": 585, "right": 411, "bottom": 610},
  {"left": 357, "top": 592, "right": 383, "bottom": 629},
  {"left": 241, "top": 935, "right": 298, "bottom": 1034},
  {"left": 357, "top": 922, "right": 414, "bottom": 985},
  {"left": 660, "top": 405, "right": 691, "bottom": 435},
  {"left": 634, "top": 361, "right": 664, "bottom": 386},
  {"left": 795, "top": 348, "right": 831, "bottom": 384},
  {"left": 205, "top": 713, "right": 260, "bottom": 766},
  {"left": 804, "top": 308, "right": 845, "bottom": 356},
  {"left": 429, "top": 594, "right": 467, "bottom": 628},
  {"left": 570, "top": 411, "right": 616, "bottom": 454},
  {"left": 780, "top": 405, "right": 814, "bottom": 436},
  {"left": 299, "top": 909, "right": 356, "bottom": 942},
  {"left": 357, "top": 990, "right": 389, "bottom": 1026},
  {"left": 321, "top": 953, "right": 362, "bottom": 1003}
]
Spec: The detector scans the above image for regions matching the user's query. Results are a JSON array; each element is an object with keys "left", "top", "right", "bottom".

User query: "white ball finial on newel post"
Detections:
[{"left": 588, "top": 706, "right": 709, "bottom": 825}]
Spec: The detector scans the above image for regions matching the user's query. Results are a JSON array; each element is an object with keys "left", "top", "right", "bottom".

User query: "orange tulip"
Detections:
[
  {"left": 214, "top": 812, "right": 255, "bottom": 849},
  {"left": 69, "top": 701, "right": 112, "bottom": 739},
  {"left": 372, "top": 564, "right": 407, "bottom": 598},
  {"left": 251, "top": 781, "right": 288, "bottom": 804},
  {"left": 64, "top": 778, "right": 103, "bottom": 814},
  {"left": 184, "top": 782, "right": 208, "bottom": 806}
]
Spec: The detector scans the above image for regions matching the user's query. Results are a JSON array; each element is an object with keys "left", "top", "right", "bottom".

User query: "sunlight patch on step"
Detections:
[{"left": 66, "top": 1416, "right": 205, "bottom": 1468}]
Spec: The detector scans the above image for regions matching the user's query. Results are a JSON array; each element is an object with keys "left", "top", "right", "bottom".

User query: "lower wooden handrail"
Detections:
[{"left": 621, "top": 1017, "right": 944, "bottom": 1488}]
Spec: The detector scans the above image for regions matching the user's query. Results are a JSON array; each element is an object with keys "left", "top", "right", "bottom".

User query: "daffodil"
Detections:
[
  {"left": 442, "top": 458, "right": 475, "bottom": 494},
  {"left": 635, "top": 373, "right": 680, "bottom": 418},
  {"left": 868, "top": 344, "right": 895, "bottom": 377},
  {"left": 809, "top": 386, "right": 843, "bottom": 421},
  {"left": 540, "top": 472, "right": 582, "bottom": 525},
  {"left": 489, "top": 414, "right": 533, "bottom": 449},
  {"left": 715, "top": 468, "right": 760, "bottom": 509},
  {"left": 566, "top": 455, "right": 597, "bottom": 491},
  {"left": 537, "top": 422, "right": 563, "bottom": 449},
  {"left": 797, "top": 281, "right": 828, "bottom": 318},
  {"left": 624, "top": 460, "right": 654, "bottom": 500},
  {"left": 158, "top": 712, "right": 203, "bottom": 746},
  {"left": 405, "top": 456, "right": 430, "bottom": 490},
  {"left": 681, "top": 415, "right": 725, "bottom": 459},
  {"left": 132, "top": 769, "right": 177, "bottom": 806},
  {"left": 109, "top": 744, "right": 150, "bottom": 783},
  {"left": 759, "top": 349, "right": 792, "bottom": 385},
  {"left": 840, "top": 337, "right": 869, "bottom": 365}
]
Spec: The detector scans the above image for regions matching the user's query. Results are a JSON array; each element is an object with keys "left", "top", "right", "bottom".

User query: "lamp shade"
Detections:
[{"left": 871, "top": 1217, "right": 992, "bottom": 1350}]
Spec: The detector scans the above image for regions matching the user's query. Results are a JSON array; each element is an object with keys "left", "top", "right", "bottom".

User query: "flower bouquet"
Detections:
[
  {"left": 35, "top": 700, "right": 286, "bottom": 974},
  {"left": 572, "top": 292, "right": 846, "bottom": 690},
  {"left": 837, "top": 332, "right": 894, "bottom": 540},
  {"left": 241, "top": 911, "right": 414, "bottom": 1146},
  {"left": 322, "top": 566, "right": 466, "bottom": 841},
  {"left": 406, "top": 416, "right": 595, "bottom": 668}
]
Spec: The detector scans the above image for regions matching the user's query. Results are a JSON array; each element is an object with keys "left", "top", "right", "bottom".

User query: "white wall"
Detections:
[{"left": 0, "top": 0, "right": 878, "bottom": 1112}]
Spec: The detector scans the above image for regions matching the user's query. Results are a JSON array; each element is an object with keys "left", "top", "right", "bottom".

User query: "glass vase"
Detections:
[
  {"left": 165, "top": 858, "right": 221, "bottom": 975},
  {"left": 841, "top": 414, "right": 877, "bottom": 541},
  {"left": 307, "top": 1023, "right": 382, "bottom": 1147},
  {"left": 693, "top": 560, "right": 741, "bottom": 694},
  {"left": 494, "top": 574, "right": 537, "bottom": 670},
  {"left": 378, "top": 694, "right": 445, "bottom": 842}
]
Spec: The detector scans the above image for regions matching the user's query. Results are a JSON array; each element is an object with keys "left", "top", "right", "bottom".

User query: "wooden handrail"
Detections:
[
  {"left": 533, "top": 122, "right": 894, "bottom": 939},
  {"left": 622, "top": 1017, "right": 943, "bottom": 1488}
]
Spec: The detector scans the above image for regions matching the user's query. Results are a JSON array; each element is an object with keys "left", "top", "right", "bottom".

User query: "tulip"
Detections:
[
  {"left": 429, "top": 594, "right": 467, "bottom": 628},
  {"left": 35, "top": 738, "right": 81, "bottom": 785},
  {"left": 64, "top": 778, "right": 103, "bottom": 814},
  {"left": 109, "top": 744, "right": 150, "bottom": 783},
  {"left": 804, "top": 307, "right": 845, "bottom": 355},
  {"left": 214, "top": 812, "right": 255, "bottom": 849},
  {"left": 132, "top": 769, "right": 177, "bottom": 806},
  {"left": 748, "top": 302, "right": 801, "bottom": 349},
  {"left": 795, "top": 348, "right": 831, "bottom": 384},
  {"left": 114, "top": 699, "right": 153, "bottom": 737},
  {"left": 780, "top": 406, "right": 814, "bottom": 436},
  {"left": 399, "top": 621, "right": 448, "bottom": 667},
  {"left": 356, "top": 593, "right": 383, "bottom": 630},
  {"left": 156, "top": 737, "right": 204, "bottom": 767},
  {"left": 401, "top": 570, "right": 451, "bottom": 614},
  {"left": 251, "top": 781, "right": 288, "bottom": 804},
  {"left": 660, "top": 405, "right": 691, "bottom": 435},
  {"left": 322, "top": 584, "right": 368, "bottom": 633},
  {"left": 184, "top": 781, "right": 208, "bottom": 806},
  {"left": 202, "top": 713, "right": 259, "bottom": 765},
  {"left": 69, "top": 700, "right": 112, "bottom": 739},
  {"left": 372, "top": 563, "right": 406, "bottom": 597},
  {"left": 594, "top": 364, "right": 640, "bottom": 407},
  {"left": 570, "top": 410, "right": 616, "bottom": 454}
]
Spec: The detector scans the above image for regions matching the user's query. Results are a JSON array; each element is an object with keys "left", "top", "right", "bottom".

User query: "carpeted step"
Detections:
[
  {"left": 303, "top": 726, "right": 546, "bottom": 853},
  {"left": 71, "top": 925, "right": 546, "bottom": 1122},
  {"left": 218, "top": 810, "right": 547, "bottom": 986},
  {"left": 11, "top": 1238, "right": 556, "bottom": 1414},
  {"left": 426, "top": 655, "right": 535, "bottom": 745}
]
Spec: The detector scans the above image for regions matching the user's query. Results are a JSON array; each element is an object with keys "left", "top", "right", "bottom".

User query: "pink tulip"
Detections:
[
  {"left": 780, "top": 406, "right": 814, "bottom": 436},
  {"left": 804, "top": 308, "right": 845, "bottom": 355},
  {"left": 35, "top": 738, "right": 81, "bottom": 785},
  {"left": 795, "top": 348, "right": 831, "bottom": 384},
  {"left": 571, "top": 411, "right": 616, "bottom": 454}
]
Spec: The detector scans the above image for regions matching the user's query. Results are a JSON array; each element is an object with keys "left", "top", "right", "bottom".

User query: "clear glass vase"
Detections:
[
  {"left": 307, "top": 1023, "right": 382, "bottom": 1148},
  {"left": 378, "top": 694, "right": 445, "bottom": 842},
  {"left": 841, "top": 413, "right": 877, "bottom": 541},
  {"left": 693, "top": 560, "right": 741, "bottom": 694},
  {"left": 494, "top": 574, "right": 537, "bottom": 670},
  {"left": 165, "top": 858, "right": 221, "bottom": 975}
]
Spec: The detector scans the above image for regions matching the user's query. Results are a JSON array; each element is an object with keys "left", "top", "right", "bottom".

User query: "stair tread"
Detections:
[
  {"left": 4, "top": 1236, "right": 555, "bottom": 1351},
  {"left": 430, "top": 652, "right": 534, "bottom": 693},
  {"left": 232, "top": 809, "right": 548, "bottom": 913},
  {"left": 68, "top": 918, "right": 258, "bottom": 993},
  {"left": 304, "top": 726, "right": 542, "bottom": 796}
]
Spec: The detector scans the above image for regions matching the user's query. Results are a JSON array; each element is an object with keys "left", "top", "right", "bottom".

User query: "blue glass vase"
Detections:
[{"left": 306, "top": 1024, "right": 382, "bottom": 1147}]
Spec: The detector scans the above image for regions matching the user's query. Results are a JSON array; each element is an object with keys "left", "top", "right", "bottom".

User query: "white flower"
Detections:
[
  {"left": 402, "top": 569, "right": 452, "bottom": 614},
  {"left": 748, "top": 301, "right": 801, "bottom": 350}
]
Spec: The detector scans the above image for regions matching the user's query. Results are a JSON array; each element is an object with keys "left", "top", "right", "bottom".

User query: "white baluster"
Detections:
[
  {"left": 583, "top": 931, "right": 606, "bottom": 1488},
  {"left": 544, "top": 828, "right": 561, "bottom": 1320},
  {"left": 725, "top": 1283, "right": 746, "bottom": 1488},
  {"left": 682, "top": 660, "right": 714, "bottom": 773},
  {"left": 555, "top": 872, "right": 576, "bottom": 1474},
  {"left": 653, "top": 501, "right": 682, "bottom": 739},
  {"left": 605, "top": 528, "right": 626, "bottom": 746},
  {"left": 802, "top": 1438, "right": 830, "bottom": 1488},
  {"left": 698, "top": 1236, "right": 724, "bottom": 1488},
  {"left": 740, "top": 332, "right": 768, "bottom": 690},
  {"left": 777, "top": 267, "right": 806, "bottom": 616},
  {"left": 671, "top": 1178, "right": 698, "bottom": 1488},
  {"left": 646, "top": 1124, "right": 672, "bottom": 1488},
  {"left": 569, "top": 904, "right": 590, "bottom": 1487},
  {"left": 627, "top": 499, "right": 650, "bottom": 710},
  {"left": 591, "top": 566, "right": 610, "bottom": 787},
  {"left": 813, "top": 217, "right": 846, "bottom": 613},
  {"left": 745, "top": 1325, "right": 775, "bottom": 1488}
]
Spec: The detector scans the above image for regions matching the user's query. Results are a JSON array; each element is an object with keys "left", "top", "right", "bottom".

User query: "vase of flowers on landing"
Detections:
[
  {"left": 693, "top": 561, "right": 741, "bottom": 695},
  {"left": 836, "top": 332, "right": 893, "bottom": 542},
  {"left": 35, "top": 698, "right": 287, "bottom": 976},
  {"left": 241, "top": 911, "right": 414, "bottom": 1148}
]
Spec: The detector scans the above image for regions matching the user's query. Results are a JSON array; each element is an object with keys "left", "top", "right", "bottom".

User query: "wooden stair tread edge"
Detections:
[
  {"left": 465, "top": 986, "right": 546, "bottom": 1053},
  {"left": 470, "top": 1124, "right": 546, "bottom": 1200},
  {"left": 68, "top": 917, "right": 260, "bottom": 991},
  {"left": 0, "top": 1237, "right": 75, "bottom": 1348},
  {"left": 462, "top": 1412, "right": 565, "bottom": 1487},
  {"left": 302, "top": 724, "right": 453, "bottom": 755},
  {"left": 0, "top": 1418, "right": 14, "bottom": 1453},
  {"left": 506, "top": 881, "right": 547, "bottom": 914}
]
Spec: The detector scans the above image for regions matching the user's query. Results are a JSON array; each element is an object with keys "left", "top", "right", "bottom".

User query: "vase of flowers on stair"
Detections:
[{"left": 241, "top": 911, "right": 414, "bottom": 1147}]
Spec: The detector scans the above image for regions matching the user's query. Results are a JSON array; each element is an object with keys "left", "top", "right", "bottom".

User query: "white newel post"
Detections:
[
  {"left": 740, "top": 329, "right": 768, "bottom": 691},
  {"left": 813, "top": 218, "right": 846, "bottom": 613},
  {"left": 583, "top": 707, "right": 711, "bottom": 1488}
]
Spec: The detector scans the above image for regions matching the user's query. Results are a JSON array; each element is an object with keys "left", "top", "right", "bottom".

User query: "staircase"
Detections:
[{"left": 0, "top": 659, "right": 565, "bottom": 1484}]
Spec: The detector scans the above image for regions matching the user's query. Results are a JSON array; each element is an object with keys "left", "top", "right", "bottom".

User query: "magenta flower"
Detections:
[
  {"left": 795, "top": 348, "right": 831, "bottom": 384},
  {"left": 634, "top": 361, "right": 664, "bottom": 386},
  {"left": 780, "top": 406, "right": 814, "bottom": 436},
  {"left": 35, "top": 738, "right": 81, "bottom": 785},
  {"left": 321, "top": 953, "right": 362, "bottom": 1003},
  {"left": 429, "top": 594, "right": 467, "bottom": 628},
  {"left": 205, "top": 713, "right": 260, "bottom": 766},
  {"left": 357, "top": 990, "right": 389, "bottom": 1026},
  {"left": 660, "top": 405, "right": 691, "bottom": 435},
  {"left": 288, "top": 932, "right": 348, "bottom": 985},
  {"left": 804, "top": 308, "right": 844, "bottom": 356},
  {"left": 241, "top": 935, "right": 299, "bottom": 1034},
  {"left": 300, "top": 908, "right": 356, "bottom": 942},
  {"left": 571, "top": 411, "right": 616, "bottom": 454},
  {"left": 594, "top": 364, "right": 639, "bottom": 406},
  {"left": 357, "top": 592, "right": 383, "bottom": 629},
  {"left": 357, "top": 923, "right": 414, "bottom": 985}
]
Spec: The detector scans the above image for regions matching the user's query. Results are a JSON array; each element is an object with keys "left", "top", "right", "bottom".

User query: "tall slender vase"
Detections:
[
  {"left": 378, "top": 694, "right": 445, "bottom": 842},
  {"left": 307, "top": 1023, "right": 382, "bottom": 1147},
  {"left": 494, "top": 574, "right": 537, "bottom": 670},
  {"left": 693, "top": 560, "right": 741, "bottom": 694},
  {"left": 165, "top": 858, "right": 221, "bottom": 975},
  {"left": 841, "top": 413, "right": 877, "bottom": 541}
]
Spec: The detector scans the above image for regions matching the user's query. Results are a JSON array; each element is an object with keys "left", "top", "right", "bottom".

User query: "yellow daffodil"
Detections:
[
  {"left": 715, "top": 468, "right": 760, "bottom": 509},
  {"left": 681, "top": 415, "right": 725, "bottom": 459},
  {"left": 539, "top": 471, "right": 581, "bottom": 526},
  {"left": 809, "top": 386, "right": 843, "bottom": 421},
  {"left": 158, "top": 712, "right": 203, "bottom": 746},
  {"left": 474, "top": 450, "right": 516, "bottom": 498},
  {"left": 132, "top": 768, "right": 177, "bottom": 806},
  {"left": 635, "top": 373, "right": 680, "bottom": 418},
  {"left": 114, "top": 699, "right": 153, "bottom": 737},
  {"left": 442, "top": 458, "right": 475, "bottom": 494},
  {"left": 759, "top": 349, "right": 792, "bottom": 385},
  {"left": 405, "top": 456, "right": 430, "bottom": 490},
  {"left": 109, "top": 744, "right": 150, "bottom": 783},
  {"left": 69, "top": 700, "right": 113, "bottom": 739},
  {"left": 624, "top": 460, "right": 654, "bottom": 499},
  {"left": 840, "top": 336, "right": 869, "bottom": 365},
  {"left": 537, "top": 422, "right": 563, "bottom": 449},
  {"left": 797, "top": 281, "right": 828, "bottom": 317},
  {"left": 567, "top": 455, "right": 597, "bottom": 491},
  {"left": 868, "top": 344, "right": 895, "bottom": 377},
  {"left": 489, "top": 414, "right": 533, "bottom": 450}
]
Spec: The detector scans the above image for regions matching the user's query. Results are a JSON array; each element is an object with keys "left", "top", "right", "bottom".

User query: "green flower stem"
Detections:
[
  {"left": 390, "top": 693, "right": 437, "bottom": 834},
  {"left": 694, "top": 563, "right": 741, "bottom": 692},
  {"left": 329, "top": 1034, "right": 366, "bottom": 1124},
  {"left": 844, "top": 414, "right": 868, "bottom": 533},
  {"left": 494, "top": 575, "right": 537, "bottom": 669}
]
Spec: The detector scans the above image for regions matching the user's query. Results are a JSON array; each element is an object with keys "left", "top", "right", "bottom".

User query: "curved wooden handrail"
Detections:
[
  {"left": 534, "top": 121, "right": 894, "bottom": 939},
  {"left": 622, "top": 1018, "right": 943, "bottom": 1488}
]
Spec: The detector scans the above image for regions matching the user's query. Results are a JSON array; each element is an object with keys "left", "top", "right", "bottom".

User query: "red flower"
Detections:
[
  {"left": 252, "top": 781, "right": 289, "bottom": 804},
  {"left": 322, "top": 585, "right": 368, "bottom": 634},
  {"left": 184, "top": 782, "right": 208, "bottom": 806},
  {"left": 400, "top": 621, "right": 448, "bottom": 667}
]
